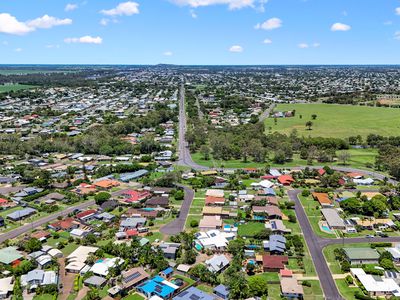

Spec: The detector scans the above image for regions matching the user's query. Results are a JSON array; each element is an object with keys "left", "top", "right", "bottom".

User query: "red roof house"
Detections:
[
  {"left": 262, "top": 254, "right": 289, "bottom": 272},
  {"left": 278, "top": 175, "right": 294, "bottom": 186}
]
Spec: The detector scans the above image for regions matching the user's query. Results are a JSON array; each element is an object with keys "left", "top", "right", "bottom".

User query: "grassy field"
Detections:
[
  {"left": 122, "top": 294, "right": 145, "bottom": 300},
  {"left": 265, "top": 103, "right": 400, "bottom": 139},
  {"left": 192, "top": 148, "right": 377, "bottom": 170},
  {"left": 0, "top": 84, "right": 38, "bottom": 92}
]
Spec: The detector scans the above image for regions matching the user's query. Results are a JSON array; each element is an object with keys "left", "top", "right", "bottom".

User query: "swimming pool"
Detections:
[{"left": 321, "top": 225, "right": 332, "bottom": 232}]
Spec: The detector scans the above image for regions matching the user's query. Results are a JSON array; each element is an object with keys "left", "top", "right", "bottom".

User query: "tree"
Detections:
[
  {"left": 199, "top": 145, "right": 210, "bottom": 160},
  {"left": 338, "top": 151, "right": 351, "bottom": 165},
  {"left": 305, "top": 121, "right": 313, "bottom": 130},
  {"left": 24, "top": 238, "right": 42, "bottom": 252},
  {"left": 311, "top": 114, "right": 317, "bottom": 120},
  {"left": 86, "top": 288, "right": 101, "bottom": 300},
  {"left": 174, "top": 189, "right": 184, "bottom": 201},
  {"left": 94, "top": 192, "right": 111, "bottom": 205},
  {"left": 190, "top": 220, "right": 199, "bottom": 227},
  {"left": 248, "top": 276, "right": 268, "bottom": 297}
]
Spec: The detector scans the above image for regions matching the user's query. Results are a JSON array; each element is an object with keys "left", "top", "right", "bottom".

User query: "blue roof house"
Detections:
[
  {"left": 213, "top": 284, "right": 230, "bottom": 300},
  {"left": 137, "top": 276, "right": 179, "bottom": 299}
]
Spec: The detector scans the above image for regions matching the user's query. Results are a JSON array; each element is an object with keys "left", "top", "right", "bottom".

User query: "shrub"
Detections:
[{"left": 190, "top": 220, "right": 199, "bottom": 228}]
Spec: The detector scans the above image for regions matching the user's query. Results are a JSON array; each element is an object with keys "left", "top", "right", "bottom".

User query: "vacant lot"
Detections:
[
  {"left": 0, "top": 84, "right": 37, "bottom": 93},
  {"left": 265, "top": 103, "right": 400, "bottom": 138}
]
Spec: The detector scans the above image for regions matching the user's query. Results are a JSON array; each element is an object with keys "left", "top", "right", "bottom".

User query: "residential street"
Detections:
[
  {"left": 160, "top": 184, "right": 194, "bottom": 235},
  {"left": 0, "top": 200, "right": 95, "bottom": 243}
]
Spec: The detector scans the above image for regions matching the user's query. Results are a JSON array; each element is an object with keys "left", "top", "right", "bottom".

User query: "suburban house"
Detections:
[
  {"left": 262, "top": 254, "right": 289, "bottom": 272},
  {"left": 121, "top": 267, "right": 150, "bottom": 291},
  {"left": 205, "top": 254, "right": 230, "bottom": 273},
  {"left": 343, "top": 248, "right": 380, "bottom": 265},
  {"left": 321, "top": 208, "right": 346, "bottom": 230},
  {"left": 280, "top": 277, "right": 304, "bottom": 299}
]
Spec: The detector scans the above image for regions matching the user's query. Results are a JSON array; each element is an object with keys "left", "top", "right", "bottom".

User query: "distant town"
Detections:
[{"left": 1, "top": 65, "right": 400, "bottom": 300}]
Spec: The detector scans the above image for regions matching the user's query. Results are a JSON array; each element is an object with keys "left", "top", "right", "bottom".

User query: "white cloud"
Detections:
[
  {"left": 64, "top": 35, "right": 103, "bottom": 44},
  {"left": 298, "top": 43, "right": 309, "bottom": 49},
  {"left": 15, "top": 48, "right": 22, "bottom": 52},
  {"left": 229, "top": 45, "right": 243, "bottom": 52},
  {"left": 190, "top": 9, "right": 198, "bottom": 18},
  {"left": 100, "top": 18, "right": 109, "bottom": 26},
  {"left": 395, "top": 31, "right": 400, "bottom": 40},
  {"left": 170, "top": 0, "right": 255, "bottom": 10},
  {"left": 27, "top": 15, "right": 72, "bottom": 29},
  {"left": 46, "top": 44, "right": 60, "bottom": 49},
  {"left": 101, "top": 1, "right": 140, "bottom": 16},
  {"left": 0, "top": 13, "right": 34, "bottom": 35},
  {"left": 255, "top": 17, "right": 282, "bottom": 30},
  {"left": 65, "top": 3, "right": 78, "bottom": 12},
  {"left": 395, "top": 7, "right": 400, "bottom": 15},
  {"left": 331, "top": 22, "right": 351, "bottom": 31},
  {"left": 163, "top": 51, "right": 173, "bottom": 56},
  {"left": 263, "top": 38, "right": 272, "bottom": 44},
  {"left": 313, "top": 42, "right": 320, "bottom": 47}
]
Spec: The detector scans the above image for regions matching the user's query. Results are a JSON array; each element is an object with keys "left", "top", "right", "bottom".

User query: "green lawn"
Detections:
[
  {"left": 237, "top": 222, "right": 265, "bottom": 237},
  {"left": 196, "top": 284, "right": 214, "bottom": 293},
  {"left": 33, "top": 294, "right": 55, "bottom": 300},
  {"left": 267, "top": 284, "right": 282, "bottom": 300},
  {"left": 265, "top": 103, "right": 400, "bottom": 139},
  {"left": 122, "top": 294, "right": 145, "bottom": 300},
  {"left": 0, "top": 84, "right": 38, "bottom": 93},
  {"left": 174, "top": 274, "right": 196, "bottom": 286},
  {"left": 185, "top": 215, "right": 202, "bottom": 229},
  {"left": 336, "top": 279, "right": 360, "bottom": 300},
  {"left": 248, "top": 272, "right": 279, "bottom": 282},
  {"left": 303, "top": 280, "right": 324, "bottom": 300}
]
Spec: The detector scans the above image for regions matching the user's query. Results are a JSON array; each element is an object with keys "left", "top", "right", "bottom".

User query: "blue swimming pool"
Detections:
[{"left": 322, "top": 225, "right": 332, "bottom": 232}]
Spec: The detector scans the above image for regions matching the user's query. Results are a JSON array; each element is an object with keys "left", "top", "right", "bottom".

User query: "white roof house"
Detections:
[
  {"left": 66, "top": 246, "right": 98, "bottom": 273},
  {"left": 354, "top": 178, "right": 374, "bottom": 186},
  {"left": 205, "top": 254, "right": 230, "bottom": 273},
  {"left": 89, "top": 257, "right": 123, "bottom": 277},
  {"left": 196, "top": 230, "right": 235, "bottom": 250},
  {"left": 0, "top": 277, "right": 14, "bottom": 298},
  {"left": 206, "top": 189, "right": 224, "bottom": 198},
  {"left": 251, "top": 180, "right": 274, "bottom": 189},
  {"left": 351, "top": 268, "right": 400, "bottom": 297}
]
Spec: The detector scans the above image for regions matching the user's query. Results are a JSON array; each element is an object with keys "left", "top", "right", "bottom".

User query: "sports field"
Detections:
[
  {"left": 265, "top": 103, "right": 400, "bottom": 138},
  {"left": 0, "top": 84, "right": 37, "bottom": 93}
]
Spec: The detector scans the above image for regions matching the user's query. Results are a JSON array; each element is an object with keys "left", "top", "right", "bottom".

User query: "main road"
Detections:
[
  {"left": 174, "top": 82, "right": 400, "bottom": 299},
  {"left": 0, "top": 200, "right": 95, "bottom": 243}
]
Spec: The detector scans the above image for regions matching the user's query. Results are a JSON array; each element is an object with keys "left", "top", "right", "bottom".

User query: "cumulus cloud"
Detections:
[
  {"left": 64, "top": 35, "right": 103, "bottom": 44},
  {"left": 163, "top": 51, "right": 173, "bottom": 56},
  {"left": 0, "top": 13, "right": 34, "bottom": 35},
  {"left": 229, "top": 45, "right": 243, "bottom": 52},
  {"left": 255, "top": 17, "right": 282, "bottom": 30},
  {"left": 100, "top": 18, "right": 109, "bottom": 26},
  {"left": 331, "top": 22, "right": 351, "bottom": 31},
  {"left": 263, "top": 38, "right": 272, "bottom": 44},
  {"left": 396, "top": 7, "right": 400, "bottom": 15},
  {"left": 65, "top": 3, "right": 78, "bottom": 12},
  {"left": 27, "top": 15, "right": 72, "bottom": 29},
  {"left": 169, "top": 0, "right": 255, "bottom": 10},
  {"left": 101, "top": 1, "right": 140, "bottom": 16}
]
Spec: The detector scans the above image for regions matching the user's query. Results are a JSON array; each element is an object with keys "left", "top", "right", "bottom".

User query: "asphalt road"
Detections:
[
  {"left": 160, "top": 185, "right": 194, "bottom": 235},
  {"left": 0, "top": 200, "right": 95, "bottom": 243},
  {"left": 176, "top": 83, "right": 208, "bottom": 170}
]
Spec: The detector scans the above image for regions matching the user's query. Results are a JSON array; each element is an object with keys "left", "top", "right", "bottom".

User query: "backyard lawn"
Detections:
[
  {"left": 237, "top": 222, "right": 265, "bottom": 237},
  {"left": 122, "top": 293, "right": 145, "bottom": 300}
]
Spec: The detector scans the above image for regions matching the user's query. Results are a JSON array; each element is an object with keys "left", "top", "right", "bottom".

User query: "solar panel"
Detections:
[{"left": 124, "top": 272, "right": 141, "bottom": 283}]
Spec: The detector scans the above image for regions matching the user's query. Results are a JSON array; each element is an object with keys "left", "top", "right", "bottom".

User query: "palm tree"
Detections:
[{"left": 306, "top": 121, "right": 313, "bottom": 130}]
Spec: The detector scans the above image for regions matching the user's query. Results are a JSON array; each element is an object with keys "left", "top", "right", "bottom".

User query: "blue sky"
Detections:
[{"left": 1, "top": 0, "right": 400, "bottom": 64}]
